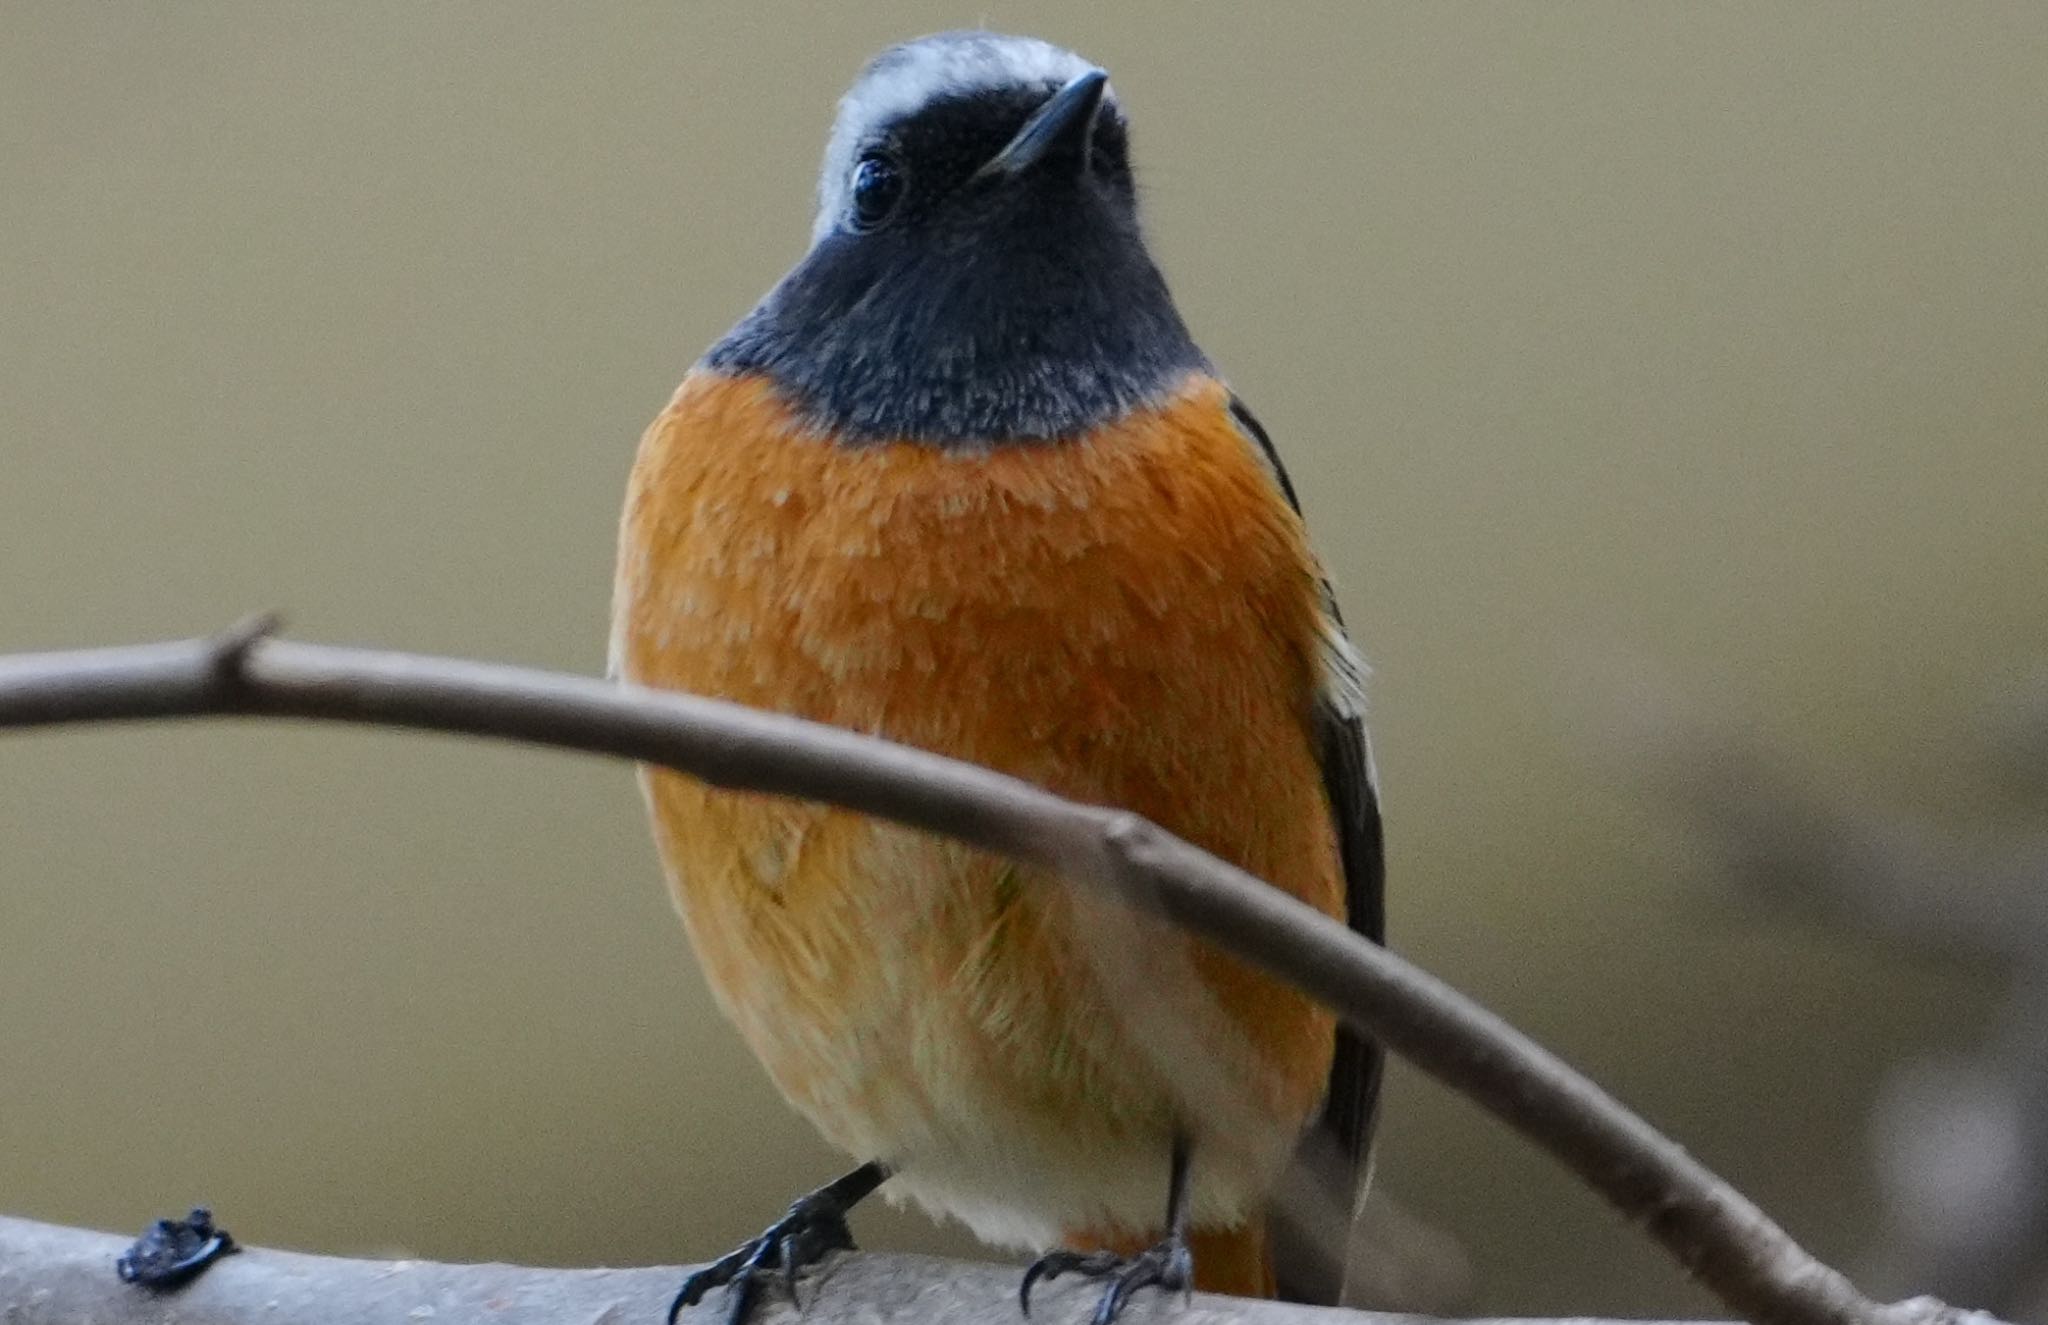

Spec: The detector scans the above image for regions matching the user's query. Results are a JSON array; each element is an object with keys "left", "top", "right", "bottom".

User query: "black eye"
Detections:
[{"left": 850, "top": 152, "right": 906, "bottom": 230}]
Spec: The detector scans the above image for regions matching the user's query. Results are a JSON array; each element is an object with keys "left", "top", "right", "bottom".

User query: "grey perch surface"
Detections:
[{"left": 0, "top": 1215, "right": 1698, "bottom": 1325}]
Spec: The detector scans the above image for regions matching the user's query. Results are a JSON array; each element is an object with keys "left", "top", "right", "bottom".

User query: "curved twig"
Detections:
[{"left": 0, "top": 624, "right": 1975, "bottom": 1325}]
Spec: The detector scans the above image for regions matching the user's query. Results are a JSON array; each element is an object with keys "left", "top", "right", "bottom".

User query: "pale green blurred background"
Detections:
[{"left": 4, "top": 5, "right": 2045, "bottom": 1318}]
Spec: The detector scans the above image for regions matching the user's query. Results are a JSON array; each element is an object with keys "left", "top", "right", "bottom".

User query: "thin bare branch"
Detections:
[{"left": 0, "top": 628, "right": 1984, "bottom": 1325}]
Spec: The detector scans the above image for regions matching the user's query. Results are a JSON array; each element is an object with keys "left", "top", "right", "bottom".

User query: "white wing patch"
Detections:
[
  {"left": 1222, "top": 394, "right": 1379, "bottom": 793},
  {"left": 1317, "top": 606, "right": 1370, "bottom": 722}
]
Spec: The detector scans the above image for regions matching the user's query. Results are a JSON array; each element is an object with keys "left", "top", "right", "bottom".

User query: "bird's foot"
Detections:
[
  {"left": 1020, "top": 1236, "right": 1193, "bottom": 1325},
  {"left": 115, "top": 1207, "right": 237, "bottom": 1290},
  {"left": 666, "top": 1192, "right": 857, "bottom": 1325}
]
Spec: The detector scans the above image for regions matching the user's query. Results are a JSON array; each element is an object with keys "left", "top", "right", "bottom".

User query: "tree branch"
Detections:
[
  {"left": 0, "top": 1214, "right": 1663, "bottom": 1325},
  {"left": 0, "top": 627, "right": 1983, "bottom": 1325}
]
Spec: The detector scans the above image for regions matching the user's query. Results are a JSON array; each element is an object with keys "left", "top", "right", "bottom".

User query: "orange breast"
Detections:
[{"left": 613, "top": 369, "right": 1342, "bottom": 1183}]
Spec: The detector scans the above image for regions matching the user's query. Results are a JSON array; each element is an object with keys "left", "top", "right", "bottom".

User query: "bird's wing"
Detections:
[{"left": 1227, "top": 396, "right": 1385, "bottom": 1306}]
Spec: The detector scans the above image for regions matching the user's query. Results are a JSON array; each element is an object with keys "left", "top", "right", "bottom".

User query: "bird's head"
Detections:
[
  {"left": 710, "top": 32, "right": 1204, "bottom": 445},
  {"left": 809, "top": 32, "right": 1132, "bottom": 250}
]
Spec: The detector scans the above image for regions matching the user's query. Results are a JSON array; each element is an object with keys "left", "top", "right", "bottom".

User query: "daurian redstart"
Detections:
[{"left": 613, "top": 31, "right": 1384, "bottom": 1325}]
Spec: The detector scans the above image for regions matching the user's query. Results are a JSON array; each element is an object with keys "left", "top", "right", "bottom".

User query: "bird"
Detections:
[{"left": 612, "top": 30, "right": 1384, "bottom": 1325}]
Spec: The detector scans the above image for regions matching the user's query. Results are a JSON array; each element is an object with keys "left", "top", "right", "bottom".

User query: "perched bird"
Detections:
[{"left": 613, "top": 31, "right": 1384, "bottom": 1325}]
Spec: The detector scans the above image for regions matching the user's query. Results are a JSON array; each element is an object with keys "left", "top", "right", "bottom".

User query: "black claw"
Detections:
[
  {"left": 1020, "top": 1240, "right": 1192, "bottom": 1325},
  {"left": 666, "top": 1239, "right": 756, "bottom": 1325},
  {"left": 1020, "top": 1249, "right": 1108, "bottom": 1316},
  {"left": 665, "top": 1168, "right": 878, "bottom": 1325},
  {"left": 778, "top": 1233, "right": 802, "bottom": 1308},
  {"left": 1093, "top": 1279, "right": 1131, "bottom": 1325},
  {"left": 1018, "top": 1254, "right": 1055, "bottom": 1316},
  {"left": 724, "top": 1263, "right": 762, "bottom": 1325},
  {"left": 666, "top": 1268, "right": 713, "bottom": 1324}
]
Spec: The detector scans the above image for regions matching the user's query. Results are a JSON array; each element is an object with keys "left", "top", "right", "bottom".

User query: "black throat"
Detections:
[{"left": 705, "top": 163, "right": 1207, "bottom": 446}]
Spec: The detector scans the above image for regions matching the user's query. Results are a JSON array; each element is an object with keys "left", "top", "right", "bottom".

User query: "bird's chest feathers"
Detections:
[
  {"left": 615, "top": 370, "right": 1342, "bottom": 1146},
  {"left": 615, "top": 369, "right": 1322, "bottom": 773}
]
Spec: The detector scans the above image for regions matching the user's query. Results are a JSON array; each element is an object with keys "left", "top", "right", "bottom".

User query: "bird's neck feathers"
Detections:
[{"left": 704, "top": 212, "right": 1207, "bottom": 448}]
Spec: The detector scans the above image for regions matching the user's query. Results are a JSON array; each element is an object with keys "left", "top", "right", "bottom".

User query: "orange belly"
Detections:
[{"left": 613, "top": 369, "right": 1343, "bottom": 1250}]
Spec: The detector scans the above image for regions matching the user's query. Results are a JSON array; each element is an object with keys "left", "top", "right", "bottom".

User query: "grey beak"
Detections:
[{"left": 975, "top": 70, "right": 1110, "bottom": 179}]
